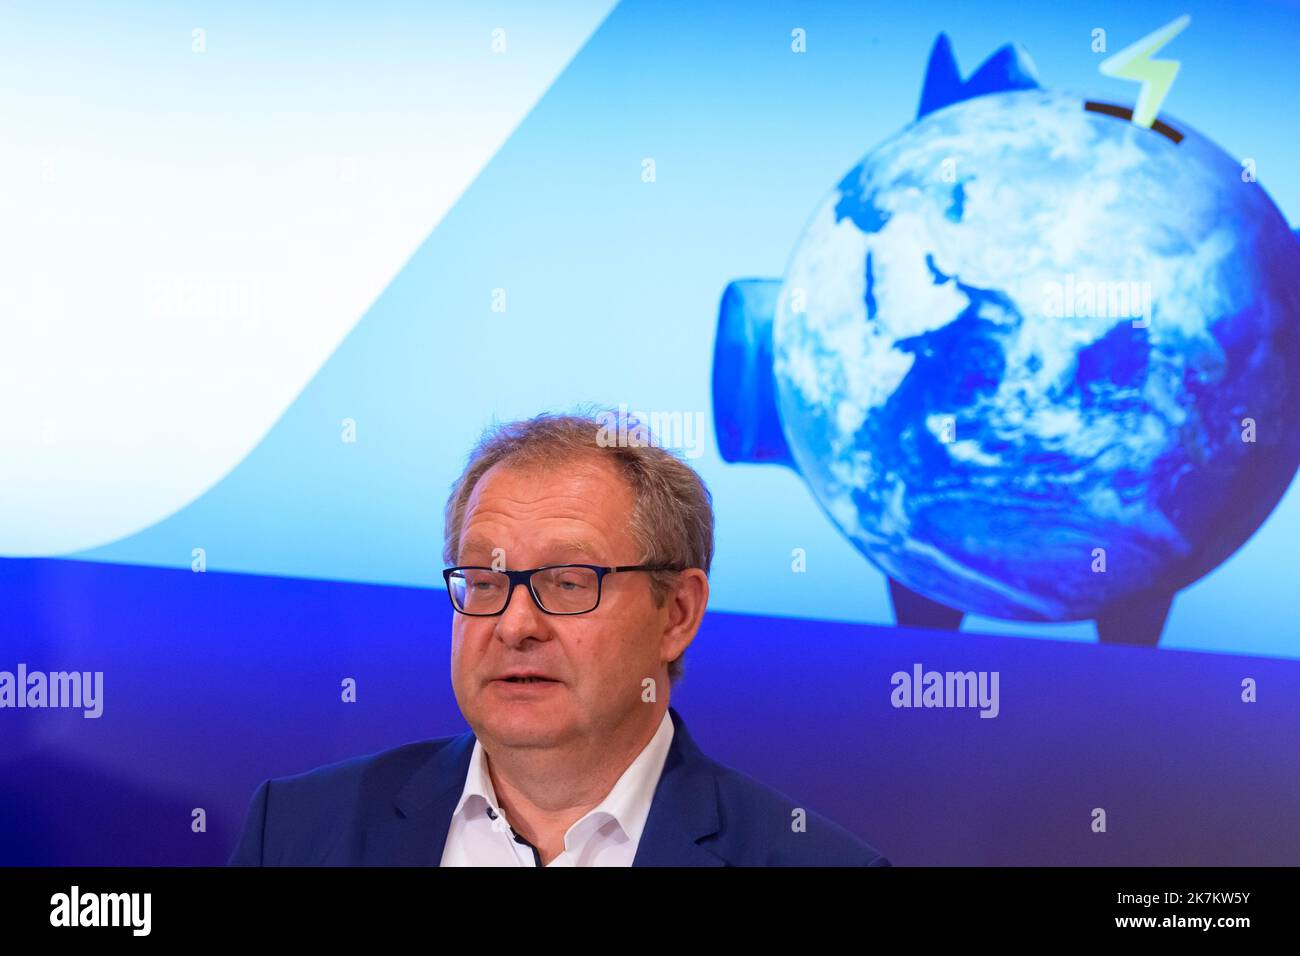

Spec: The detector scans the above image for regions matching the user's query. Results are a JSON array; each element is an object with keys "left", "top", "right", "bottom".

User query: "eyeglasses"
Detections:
[{"left": 442, "top": 564, "right": 682, "bottom": 616}]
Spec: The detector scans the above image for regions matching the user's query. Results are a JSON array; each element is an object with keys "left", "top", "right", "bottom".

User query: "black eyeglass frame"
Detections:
[{"left": 441, "top": 563, "right": 683, "bottom": 616}]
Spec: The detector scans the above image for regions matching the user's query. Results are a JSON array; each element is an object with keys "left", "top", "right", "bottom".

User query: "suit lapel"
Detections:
[
  {"left": 365, "top": 729, "right": 475, "bottom": 866},
  {"left": 370, "top": 706, "right": 726, "bottom": 866},
  {"left": 632, "top": 707, "right": 727, "bottom": 867}
]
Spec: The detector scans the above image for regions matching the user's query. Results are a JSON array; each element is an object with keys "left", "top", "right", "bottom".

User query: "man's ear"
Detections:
[{"left": 661, "top": 569, "right": 709, "bottom": 662}]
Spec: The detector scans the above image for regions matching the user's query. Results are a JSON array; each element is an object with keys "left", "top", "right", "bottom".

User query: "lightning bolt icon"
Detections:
[{"left": 1099, "top": 15, "right": 1191, "bottom": 129}]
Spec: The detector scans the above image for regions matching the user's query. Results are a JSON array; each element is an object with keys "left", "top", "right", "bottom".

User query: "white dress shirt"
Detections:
[{"left": 439, "top": 709, "right": 675, "bottom": 867}]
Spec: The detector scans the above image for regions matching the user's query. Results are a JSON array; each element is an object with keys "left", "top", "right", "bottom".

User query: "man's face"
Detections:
[{"left": 449, "top": 456, "right": 679, "bottom": 752}]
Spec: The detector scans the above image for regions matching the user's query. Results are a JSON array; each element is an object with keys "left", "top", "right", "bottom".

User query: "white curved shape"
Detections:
[{"left": 0, "top": 2, "right": 618, "bottom": 556}]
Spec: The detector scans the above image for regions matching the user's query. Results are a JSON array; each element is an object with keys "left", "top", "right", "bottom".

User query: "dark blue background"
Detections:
[{"left": 3, "top": 557, "right": 1295, "bottom": 865}]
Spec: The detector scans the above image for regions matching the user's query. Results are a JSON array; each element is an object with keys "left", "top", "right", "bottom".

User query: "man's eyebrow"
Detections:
[
  {"left": 542, "top": 538, "right": 603, "bottom": 559},
  {"left": 458, "top": 536, "right": 495, "bottom": 557},
  {"left": 457, "top": 536, "right": 603, "bottom": 561}
]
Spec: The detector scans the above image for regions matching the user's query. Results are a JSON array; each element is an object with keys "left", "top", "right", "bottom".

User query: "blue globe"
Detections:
[{"left": 772, "top": 88, "right": 1300, "bottom": 621}]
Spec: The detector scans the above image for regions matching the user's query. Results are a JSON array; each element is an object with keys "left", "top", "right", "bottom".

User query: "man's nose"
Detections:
[{"left": 494, "top": 580, "right": 547, "bottom": 644}]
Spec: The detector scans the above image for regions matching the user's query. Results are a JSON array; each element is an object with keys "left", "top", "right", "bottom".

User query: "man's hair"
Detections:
[{"left": 442, "top": 405, "right": 714, "bottom": 687}]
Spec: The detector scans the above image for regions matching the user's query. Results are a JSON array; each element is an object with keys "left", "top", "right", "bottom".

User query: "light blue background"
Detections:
[{"left": 50, "top": 0, "right": 1300, "bottom": 658}]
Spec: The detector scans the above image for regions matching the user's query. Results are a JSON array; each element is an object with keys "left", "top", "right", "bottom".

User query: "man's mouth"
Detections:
[{"left": 498, "top": 676, "right": 559, "bottom": 684}]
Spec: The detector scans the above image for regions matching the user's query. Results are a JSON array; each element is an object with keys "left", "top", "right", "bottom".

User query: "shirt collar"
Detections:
[{"left": 451, "top": 709, "right": 676, "bottom": 848}]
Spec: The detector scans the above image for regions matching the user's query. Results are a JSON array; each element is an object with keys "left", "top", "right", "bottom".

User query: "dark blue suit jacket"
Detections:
[{"left": 228, "top": 705, "right": 890, "bottom": 867}]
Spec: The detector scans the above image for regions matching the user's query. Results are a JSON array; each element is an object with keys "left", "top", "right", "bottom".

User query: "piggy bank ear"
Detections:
[
  {"left": 712, "top": 279, "right": 793, "bottom": 469},
  {"left": 917, "top": 33, "right": 1040, "bottom": 120}
]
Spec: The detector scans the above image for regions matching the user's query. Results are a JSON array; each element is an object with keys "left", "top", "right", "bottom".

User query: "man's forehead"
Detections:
[
  {"left": 458, "top": 457, "right": 635, "bottom": 558},
  {"left": 464, "top": 456, "right": 631, "bottom": 512}
]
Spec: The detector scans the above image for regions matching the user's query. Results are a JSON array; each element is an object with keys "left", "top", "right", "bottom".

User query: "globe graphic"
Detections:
[{"left": 772, "top": 88, "right": 1300, "bottom": 621}]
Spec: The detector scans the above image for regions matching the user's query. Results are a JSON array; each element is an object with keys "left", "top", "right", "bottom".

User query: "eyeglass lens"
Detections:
[{"left": 447, "top": 567, "right": 600, "bottom": 614}]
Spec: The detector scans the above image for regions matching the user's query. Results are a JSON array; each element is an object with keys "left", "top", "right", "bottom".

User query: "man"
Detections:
[{"left": 229, "top": 409, "right": 890, "bottom": 866}]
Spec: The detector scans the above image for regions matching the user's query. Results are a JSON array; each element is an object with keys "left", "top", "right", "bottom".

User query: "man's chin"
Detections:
[{"left": 474, "top": 691, "right": 573, "bottom": 745}]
